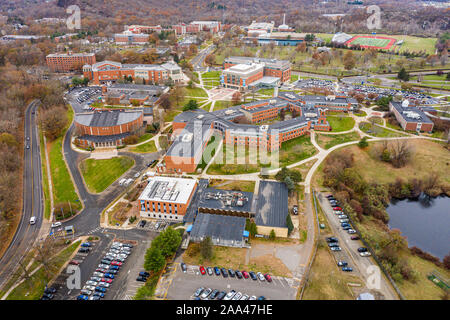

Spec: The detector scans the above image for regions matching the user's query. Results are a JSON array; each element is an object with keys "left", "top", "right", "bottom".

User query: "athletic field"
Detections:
[{"left": 345, "top": 35, "right": 397, "bottom": 50}]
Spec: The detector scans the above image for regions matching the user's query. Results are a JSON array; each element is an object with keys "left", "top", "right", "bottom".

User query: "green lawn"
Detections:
[
  {"left": 213, "top": 100, "right": 241, "bottom": 111},
  {"left": 49, "top": 107, "right": 81, "bottom": 213},
  {"left": 137, "top": 133, "right": 154, "bottom": 144},
  {"left": 316, "top": 132, "right": 361, "bottom": 150},
  {"left": 327, "top": 116, "right": 356, "bottom": 132},
  {"left": 201, "top": 70, "right": 221, "bottom": 79},
  {"left": 6, "top": 241, "right": 81, "bottom": 300},
  {"left": 39, "top": 126, "right": 51, "bottom": 220},
  {"left": 290, "top": 74, "right": 299, "bottom": 82},
  {"left": 359, "top": 122, "right": 407, "bottom": 138},
  {"left": 184, "top": 86, "right": 208, "bottom": 97},
  {"left": 278, "top": 134, "right": 318, "bottom": 167},
  {"left": 129, "top": 140, "right": 157, "bottom": 153},
  {"left": 80, "top": 156, "right": 134, "bottom": 193}
]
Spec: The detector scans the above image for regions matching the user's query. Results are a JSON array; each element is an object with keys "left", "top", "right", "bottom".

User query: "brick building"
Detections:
[
  {"left": 83, "top": 60, "right": 183, "bottom": 85},
  {"left": 114, "top": 31, "right": 149, "bottom": 45},
  {"left": 222, "top": 56, "right": 291, "bottom": 88},
  {"left": 74, "top": 109, "right": 143, "bottom": 148},
  {"left": 46, "top": 52, "right": 96, "bottom": 72},
  {"left": 138, "top": 176, "right": 198, "bottom": 221},
  {"left": 158, "top": 91, "right": 337, "bottom": 174},
  {"left": 389, "top": 100, "right": 434, "bottom": 133},
  {"left": 172, "top": 21, "right": 221, "bottom": 35}
]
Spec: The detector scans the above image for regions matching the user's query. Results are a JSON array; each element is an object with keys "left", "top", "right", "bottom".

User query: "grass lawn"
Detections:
[
  {"left": 6, "top": 241, "right": 81, "bottom": 300},
  {"left": 359, "top": 122, "right": 407, "bottom": 138},
  {"left": 201, "top": 70, "right": 221, "bottom": 79},
  {"left": 316, "top": 132, "right": 361, "bottom": 150},
  {"left": 353, "top": 110, "right": 367, "bottom": 117},
  {"left": 290, "top": 74, "right": 299, "bottom": 82},
  {"left": 208, "top": 179, "right": 256, "bottom": 193},
  {"left": 80, "top": 156, "right": 134, "bottom": 193},
  {"left": 49, "top": 139, "right": 81, "bottom": 212},
  {"left": 129, "top": 140, "right": 157, "bottom": 153},
  {"left": 163, "top": 109, "right": 182, "bottom": 122},
  {"left": 136, "top": 133, "right": 154, "bottom": 144},
  {"left": 207, "top": 134, "right": 317, "bottom": 175},
  {"left": 213, "top": 100, "right": 240, "bottom": 111},
  {"left": 184, "top": 86, "right": 208, "bottom": 97},
  {"left": 327, "top": 115, "right": 356, "bottom": 132},
  {"left": 302, "top": 239, "right": 364, "bottom": 300},
  {"left": 39, "top": 127, "right": 51, "bottom": 220}
]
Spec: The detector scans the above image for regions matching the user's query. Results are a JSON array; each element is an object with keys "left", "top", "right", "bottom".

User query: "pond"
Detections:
[{"left": 387, "top": 194, "right": 450, "bottom": 260}]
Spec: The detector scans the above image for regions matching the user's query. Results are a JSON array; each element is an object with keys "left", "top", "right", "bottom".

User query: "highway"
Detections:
[{"left": 0, "top": 100, "right": 44, "bottom": 290}]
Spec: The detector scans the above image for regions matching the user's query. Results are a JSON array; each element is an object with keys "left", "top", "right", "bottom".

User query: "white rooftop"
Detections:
[{"left": 138, "top": 176, "right": 197, "bottom": 205}]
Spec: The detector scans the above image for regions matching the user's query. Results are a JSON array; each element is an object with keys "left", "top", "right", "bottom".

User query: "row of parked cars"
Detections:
[
  {"left": 76, "top": 241, "right": 133, "bottom": 300},
  {"left": 76, "top": 87, "right": 101, "bottom": 105},
  {"left": 326, "top": 194, "right": 372, "bottom": 257},
  {"left": 181, "top": 263, "right": 272, "bottom": 282},
  {"left": 193, "top": 287, "right": 266, "bottom": 301},
  {"left": 40, "top": 287, "right": 57, "bottom": 300}
]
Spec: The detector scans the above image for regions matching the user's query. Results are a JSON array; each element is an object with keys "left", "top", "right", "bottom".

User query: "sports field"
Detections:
[{"left": 346, "top": 35, "right": 396, "bottom": 50}]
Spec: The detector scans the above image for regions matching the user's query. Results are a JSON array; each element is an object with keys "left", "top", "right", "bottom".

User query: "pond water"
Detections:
[{"left": 387, "top": 194, "right": 450, "bottom": 260}]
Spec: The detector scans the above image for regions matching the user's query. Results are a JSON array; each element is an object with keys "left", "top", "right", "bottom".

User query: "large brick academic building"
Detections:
[
  {"left": 157, "top": 91, "right": 335, "bottom": 174},
  {"left": 46, "top": 52, "right": 96, "bottom": 72},
  {"left": 74, "top": 109, "right": 144, "bottom": 148},
  {"left": 83, "top": 60, "right": 183, "bottom": 85}
]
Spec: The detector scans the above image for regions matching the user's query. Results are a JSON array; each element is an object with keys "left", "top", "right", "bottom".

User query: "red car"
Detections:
[
  {"left": 101, "top": 278, "right": 113, "bottom": 283},
  {"left": 69, "top": 260, "right": 80, "bottom": 265},
  {"left": 332, "top": 207, "right": 342, "bottom": 211},
  {"left": 264, "top": 273, "right": 272, "bottom": 282},
  {"left": 242, "top": 271, "right": 249, "bottom": 279},
  {"left": 111, "top": 261, "right": 122, "bottom": 267},
  {"left": 199, "top": 266, "right": 206, "bottom": 275},
  {"left": 351, "top": 236, "right": 360, "bottom": 240}
]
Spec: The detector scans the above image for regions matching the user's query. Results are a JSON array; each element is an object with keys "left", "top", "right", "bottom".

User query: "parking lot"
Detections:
[
  {"left": 138, "top": 219, "right": 172, "bottom": 233},
  {"left": 317, "top": 192, "right": 397, "bottom": 300},
  {"left": 164, "top": 263, "right": 300, "bottom": 300}
]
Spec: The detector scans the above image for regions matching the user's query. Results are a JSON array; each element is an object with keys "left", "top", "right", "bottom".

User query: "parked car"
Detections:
[
  {"left": 199, "top": 266, "right": 206, "bottom": 275},
  {"left": 347, "top": 229, "right": 357, "bottom": 234},
  {"left": 93, "top": 272, "right": 103, "bottom": 278},
  {"left": 194, "top": 287, "right": 204, "bottom": 297},
  {"left": 100, "top": 278, "right": 113, "bottom": 284},
  {"left": 80, "top": 289, "right": 92, "bottom": 296},
  {"left": 69, "top": 260, "right": 80, "bottom": 265},
  {"left": 95, "top": 287, "right": 106, "bottom": 293},
  {"left": 207, "top": 267, "right": 213, "bottom": 276},
  {"left": 342, "top": 225, "right": 352, "bottom": 230},
  {"left": 337, "top": 261, "right": 348, "bottom": 267},
  {"left": 77, "top": 295, "right": 89, "bottom": 300},
  {"left": 214, "top": 266, "right": 220, "bottom": 276},
  {"left": 139, "top": 220, "right": 146, "bottom": 227},
  {"left": 223, "top": 290, "right": 236, "bottom": 300},
  {"left": 264, "top": 274, "right": 272, "bottom": 282},
  {"left": 249, "top": 296, "right": 257, "bottom": 300},
  {"left": 257, "top": 272, "right": 265, "bottom": 281},
  {"left": 342, "top": 267, "right": 353, "bottom": 272},
  {"left": 104, "top": 273, "right": 114, "bottom": 279},
  {"left": 79, "top": 247, "right": 90, "bottom": 253},
  {"left": 358, "top": 247, "right": 368, "bottom": 253},
  {"left": 340, "top": 219, "right": 349, "bottom": 223},
  {"left": 257, "top": 296, "right": 266, "bottom": 300},
  {"left": 200, "top": 288, "right": 212, "bottom": 299},
  {"left": 249, "top": 271, "right": 257, "bottom": 280},
  {"left": 326, "top": 237, "right": 339, "bottom": 243},
  {"left": 232, "top": 292, "right": 242, "bottom": 300},
  {"left": 98, "top": 282, "right": 110, "bottom": 288},
  {"left": 44, "top": 287, "right": 57, "bottom": 294},
  {"left": 81, "top": 242, "right": 91, "bottom": 247},
  {"left": 209, "top": 289, "right": 219, "bottom": 300},
  {"left": 242, "top": 271, "right": 249, "bottom": 279},
  {"left": 136, "top": 276, "right": 147, "bottom": 282},
  {"left": 181, "top": 263, "right": 187, "bottom": 273},
  {"left": 221, "top": 268, "right": 228, "bottom": 278},
  {"left": 351, "top": 236, "right": 360, "bottom": 240},
  {"left": 139, "top": 271, "right": 150, "bottom": 278},
  {"left": 330, "top": 246, "right": 342, "bottom": 251},
  {"left": 360, "top": 251, "right": 372, "bottom": 257},
  {"left": 93, "top": 292, "right": 104, "bottom": 298},
  {"left": 51, "top": 222, "right": 62, "bottom": 228},
  {"left": 333, "top": 207, "right": 342, "bottom": 211},
  {"left": 228, "top": 269, "right": 235, "bottom": 277},
  {"left": 111, "top": 261, "right": 122, "bottom": 266},
  {"left": 83, "top": 285, "right": 96, "bottom": 291},
  {"left": 235, "top": 270, "right": 243, "bottom": 279},
  {"left": 86, "top": 281, "right": 98, "bottom": 286},
  {"left": 328, "top": 242, "right": 339, "bottom": 247},
  {"left": 216, "top": 291, "right": 227, "bottom": 300}
]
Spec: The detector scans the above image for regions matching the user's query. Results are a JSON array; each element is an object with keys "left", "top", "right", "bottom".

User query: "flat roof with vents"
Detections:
[{"left": 138, "top": 176, "right": 197, "bottom": 205}]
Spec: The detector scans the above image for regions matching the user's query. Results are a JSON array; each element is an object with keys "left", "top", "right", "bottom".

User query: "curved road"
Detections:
[{"left": 0, "top": 100, "right": 44, "bottom": 290}]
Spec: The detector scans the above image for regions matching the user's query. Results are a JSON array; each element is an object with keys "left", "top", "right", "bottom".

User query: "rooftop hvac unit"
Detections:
[
  {"left": 270, "top": 99, "right": 277, "bottom": 104},
  {"left": 402, "top": 100, "right": 410, "bottom": 108},
  {"left": 197, "top": 115, "right": 204, "bottom": 119}
]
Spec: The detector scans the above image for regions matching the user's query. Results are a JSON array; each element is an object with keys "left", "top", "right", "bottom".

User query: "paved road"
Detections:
[{"left": 0, "top": 100, "right": 44, "bottom": 290}]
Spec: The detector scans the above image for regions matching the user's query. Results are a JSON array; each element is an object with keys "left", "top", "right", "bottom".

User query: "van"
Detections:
[{"left": 30, "top": 216, "right": 36, "bottom": 225}]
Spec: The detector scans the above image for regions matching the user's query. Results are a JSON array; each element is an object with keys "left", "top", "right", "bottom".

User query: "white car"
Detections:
[
  {"left": 51, "top": 222, "right": 62, "bottom": 228},
  {"left": 98, "top": 282, "right": 110, "bottom": 288},
  {"left": 232, "top": 292, "right": 242, "bottom": 300},
  {"left": 83, "top": 285, "right": 96, "bottom": 291},
  {"left": 240, "top": 294, "right": 249, "bottom": 300},
  {"left": 86, "top": 281, "right": 98, "bottom": 286},
  {"left": 93, "top": 272, "right": 104, "bottom": 277},
  {"left": 257, "top": 272, "right": 265, "bottom": 281},
  {"left": 347, "top": 229, "right": 357, "bottom": 234},
  {"left": 30, "top": 216, "right": 36, "bottom": 225},
  {"left": 223, "top": 290, "right": 236, "bottom": 300},
  {"left": 249, "top": 296, "right": 257, "bottom": 300},
  {"left": 200, "top": 288, "right": 212, "bottom": 299},
  {"left": 360, "top": 251, "right": 372, "bottom": 257}
]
